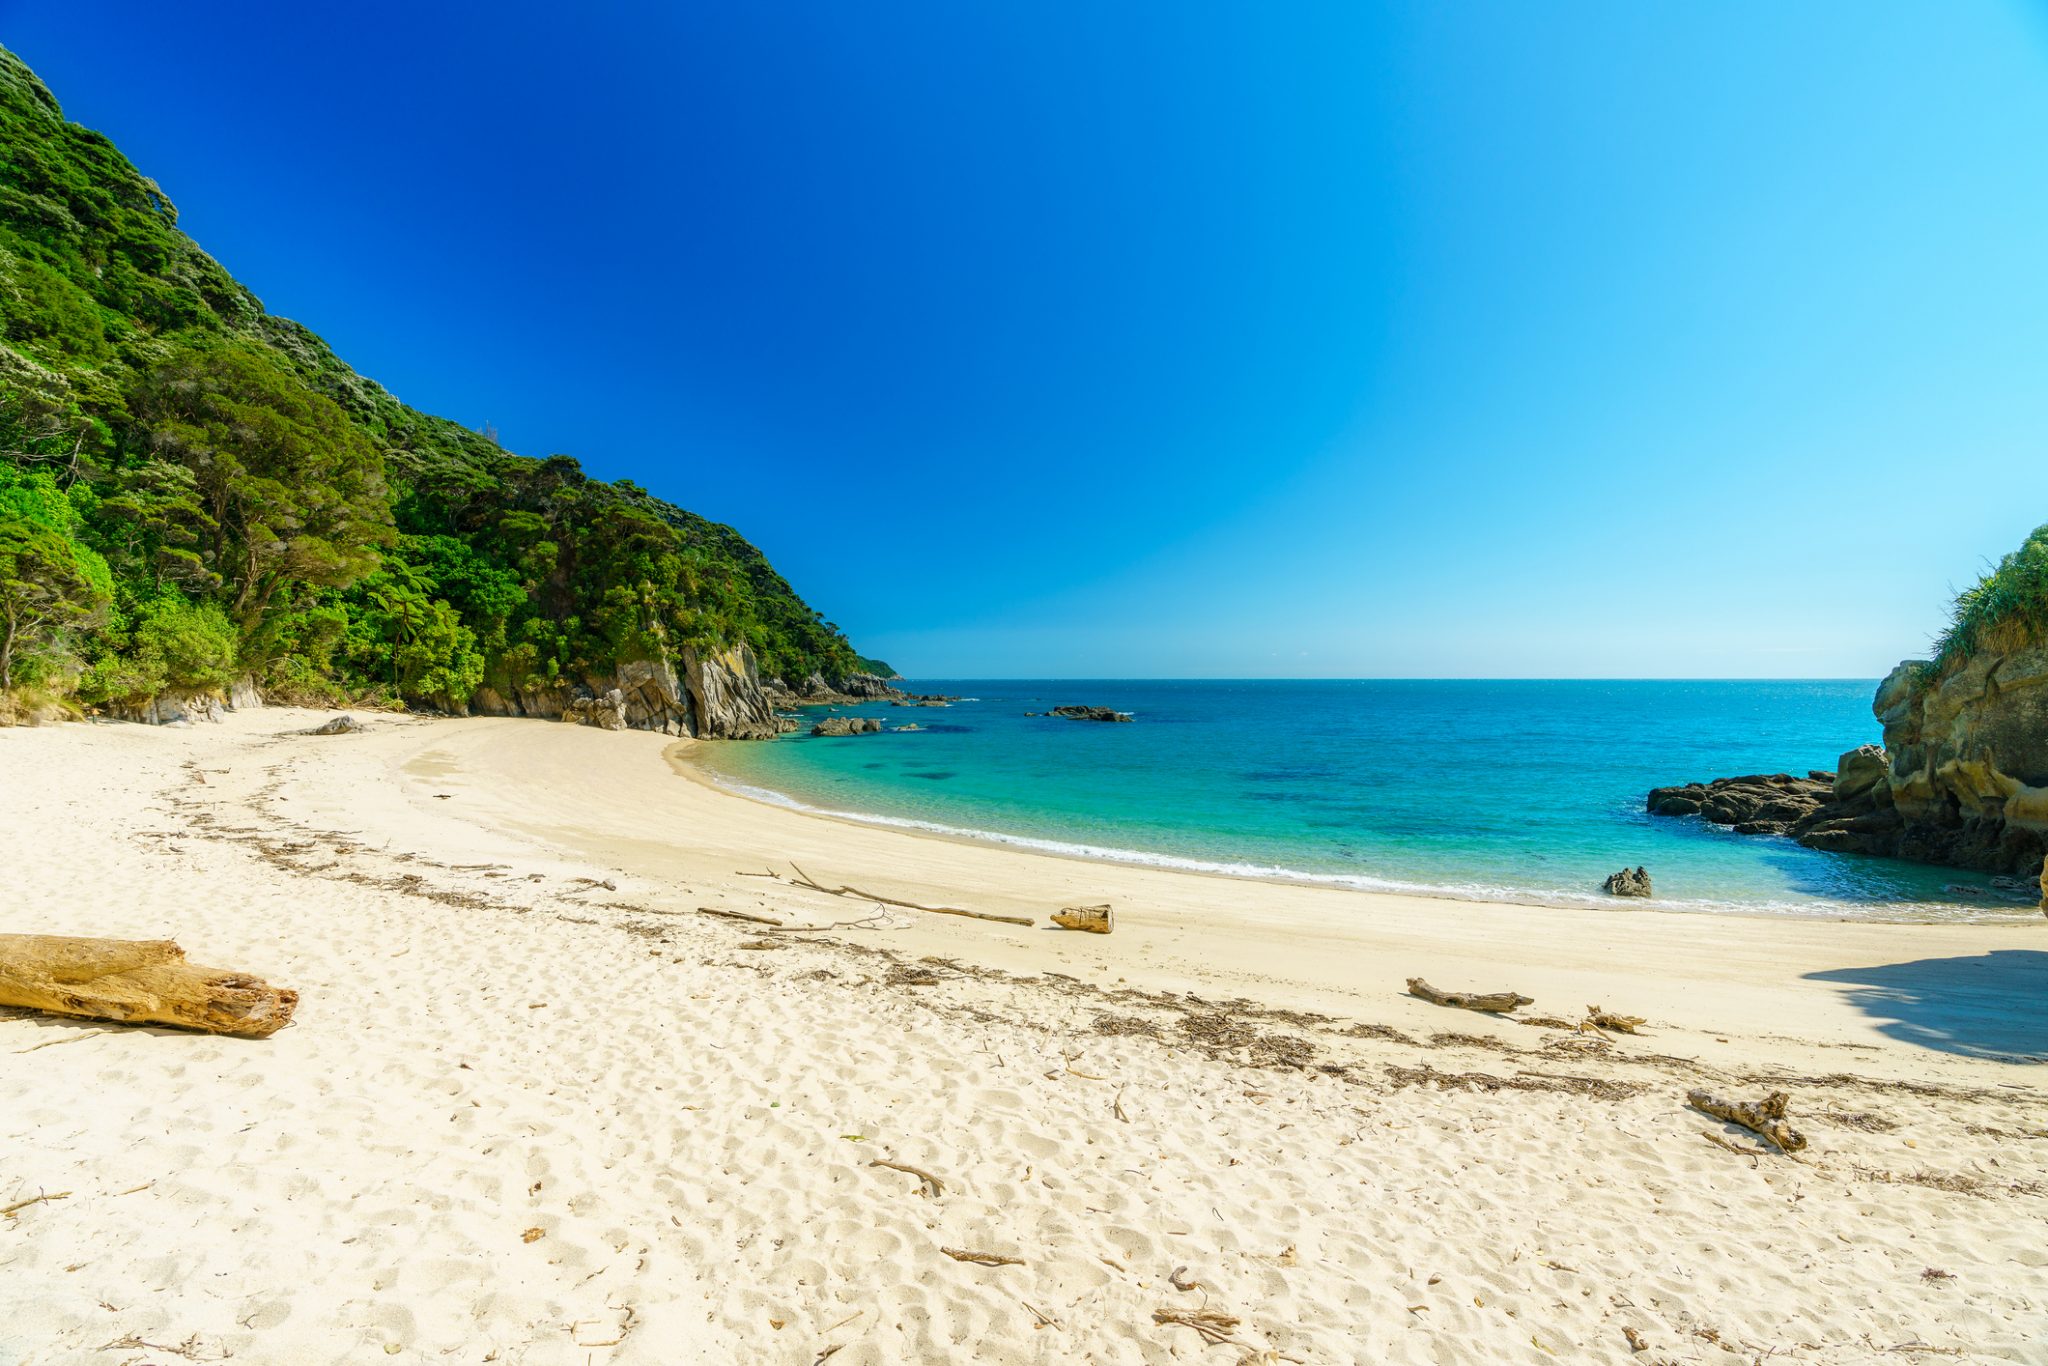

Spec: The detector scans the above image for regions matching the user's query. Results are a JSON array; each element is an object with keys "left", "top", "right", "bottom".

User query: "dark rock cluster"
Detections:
[
  {"left": 810, "top": 716, "right": 884, "bottom": 737},
  {"left": 1046, "top": 705, "right": 1134, "bottom": 723}
]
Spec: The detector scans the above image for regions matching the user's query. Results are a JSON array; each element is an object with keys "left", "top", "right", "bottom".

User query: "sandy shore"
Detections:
[{"left": 2, "top": 709, "right": 2043, "bottom": 1364}]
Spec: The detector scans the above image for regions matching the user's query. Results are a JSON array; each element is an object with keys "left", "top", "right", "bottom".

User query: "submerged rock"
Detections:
[
  {"left": 1046, "top": 705, "right": 1133, "bottom": 723},
  {"left": 1603, "top": 866, "right": 1653, "bottom": 898},
  {"left": 810, "top": 716, "right": 883, "bottom": 737}
]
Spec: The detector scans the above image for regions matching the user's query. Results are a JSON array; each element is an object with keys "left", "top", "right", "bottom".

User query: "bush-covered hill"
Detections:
[{"left": 0, "top": 45, "right": 886, "bottom": 722}]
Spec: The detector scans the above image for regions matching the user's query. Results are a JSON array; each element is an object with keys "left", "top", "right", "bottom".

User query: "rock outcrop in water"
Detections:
[
  {"left": 1603, "top": 867, "right": 1653, "bottom": 898},
  {"left": 1650, "top": 647, "right": 2048, "bottom": 902},
  {"left": 810, "top": 716, "right": 883, "bottom": 737},
  {"left": 1047, "top": 705, "right": 1133, "bottom": 723}
]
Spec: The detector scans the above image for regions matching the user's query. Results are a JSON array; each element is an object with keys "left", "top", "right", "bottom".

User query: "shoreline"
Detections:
[
  {"left": 4, "top": 708, "right": 2044, "bottom": 1363},
  {"left": 673, "top": 736, "right": 2042, "bottom": 929}
]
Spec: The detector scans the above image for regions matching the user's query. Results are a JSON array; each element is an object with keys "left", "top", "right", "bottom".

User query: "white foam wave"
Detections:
[{"left": 694, "top": 771, "right": 2015, "bottom": 924}]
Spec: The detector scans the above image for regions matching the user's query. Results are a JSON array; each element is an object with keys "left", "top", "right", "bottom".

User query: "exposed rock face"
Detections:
[
  {"left": 811, "top": 716, "right": 883, "bottom": 737},
  {"left": 1603, "top": 866, "right": 1652, "bottom": 898},
  {"left": 1047, "top": 705, "right": 1133, "bottom": 723},
  {"left": 1650, "top": 650, "right": 2048, "bottom": 895},
  {"left": 107, "top": 678, "right": 264, "bottom": 726},
  {"left": 1873, "top": 649, "right": 2048, "bottom": 874},
  {"left": 469, "top": 642, "right": 786, "bottom": 739},
  {"left": 678, "top": 644, "right": 784, "bottom": 740}
]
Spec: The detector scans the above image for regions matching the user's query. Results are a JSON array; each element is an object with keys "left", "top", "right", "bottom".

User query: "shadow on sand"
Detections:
[{"left": 1803, "top": 950, "right": 2048, "bottom": 1062}]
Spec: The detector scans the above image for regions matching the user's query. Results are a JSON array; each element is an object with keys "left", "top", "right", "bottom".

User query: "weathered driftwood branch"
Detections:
[
  {"left": 1585, "top": 1004, "right": 1645, "bottom": 1034},
  {"left": 1152, "top": 1307, "right": 1240, "bottom": 1345},
  {"left": 1688, "top": 1088, "right": 1806, "bottom": 1153},
  {"left": 0, "top": 935, "right": 297, "bottom": 1038},
  {"left": 1406, "top": 977, "right": 1532, "bottom": 1014},
  {"left": 1052, "top": 904, "right": 1114, "bottom": 934},
  {"left": 786, "top": 865, "right": 1035, "bottom": 927},
  {"left": 941, "top": 1246, "right": 1024, "bottom": 1266},
  {"left": 869, "top": 1158, "right": 945, "bottom": 1198}
]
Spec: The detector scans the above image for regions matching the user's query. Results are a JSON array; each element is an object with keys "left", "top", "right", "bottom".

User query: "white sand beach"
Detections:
[{"left": 2, "top": 710, "right": 2043, "bottom": 1364}]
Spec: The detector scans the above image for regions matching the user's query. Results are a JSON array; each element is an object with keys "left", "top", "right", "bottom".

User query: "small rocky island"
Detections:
[{"left": 1046, "top": 705, "right": 1134, "bottom": 723}]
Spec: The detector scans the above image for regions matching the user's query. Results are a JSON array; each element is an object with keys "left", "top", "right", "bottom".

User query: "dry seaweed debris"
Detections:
[
  {"left": 1385, "top": 1063, "right": 1645, "bottom": 1102},
  {"left": 1179, "top": 1012, "right": 1319, "bottom": 1071}
]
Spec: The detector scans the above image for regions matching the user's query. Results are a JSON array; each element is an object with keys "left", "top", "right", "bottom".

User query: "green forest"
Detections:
[{"left": 0, "top": 45, "right": 884, "bottom": 723}]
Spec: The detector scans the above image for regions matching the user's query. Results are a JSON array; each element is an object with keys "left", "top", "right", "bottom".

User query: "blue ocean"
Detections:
[{"left": 690, "top": 680, "right": 2032, "bottom": 921}]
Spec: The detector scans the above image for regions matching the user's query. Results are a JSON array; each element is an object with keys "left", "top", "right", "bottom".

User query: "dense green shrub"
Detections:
[
  {"left": 1933, "top": 524, "right": 2048, "bottom": 671},
  {"left": 0, "top": 464, "right": 110, "bottom": 691}
]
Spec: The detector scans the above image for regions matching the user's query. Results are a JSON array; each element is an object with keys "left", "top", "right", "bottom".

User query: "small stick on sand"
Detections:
[
  {"left": 785, "top": 865, "right": 1036, "bottom": 927},
  {"left": 942, "top": 1246, "right": 1025, "bottom": 1267},
  {"left": 1406, "top": 977, "right": 1532, "bottom": 1014},
  {"left": 1688, "top": 1088, "right": 1807, "bottom": 1153},
  {"left": 869, "top": 1158, "right": 945, "bottom": 1198},
  {"left": 1113, "top": 1086, "right": 1130, "bottom": 1123},
  {"left": 698, "top": 907, "right": 786, "bottom": 927},
  {"left": 1, "top": 1190, "right": 71, "bottom": 1217}
]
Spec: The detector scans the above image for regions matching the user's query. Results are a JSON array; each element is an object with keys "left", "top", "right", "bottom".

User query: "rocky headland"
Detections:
[{"left": 1650, "top": 646, "right": 2048, "bottom": 908}]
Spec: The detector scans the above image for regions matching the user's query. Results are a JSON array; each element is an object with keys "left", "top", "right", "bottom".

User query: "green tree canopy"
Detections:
[
  {"left": 130, "top": 342, "right": 391, "bottom": 630},
  {"left": 0, "top": 465, "right": 111, "bottom": 690}
]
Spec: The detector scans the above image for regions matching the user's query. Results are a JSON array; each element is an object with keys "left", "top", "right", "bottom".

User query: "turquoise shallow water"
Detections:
[{"left": 690, "top": 680, "right": 2035, "bottom": 921}]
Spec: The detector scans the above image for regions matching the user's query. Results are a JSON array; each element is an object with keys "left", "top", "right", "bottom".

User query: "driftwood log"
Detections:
[
  {"left": 1407, "top": 977, "right": 1533, "bottom": 1014},
  {"left": 1052, "top": 904, "right": 1113, "bottom": 934},
  {"left": 0, "top": 935, "right": 297, "bottom": 1038},
  {"left": 1688, "top": 1088, "right": 1807, "bottom": 1153},
  {"left": 1585, "top": 1004, "right": 1645, "bottom": 1034}
]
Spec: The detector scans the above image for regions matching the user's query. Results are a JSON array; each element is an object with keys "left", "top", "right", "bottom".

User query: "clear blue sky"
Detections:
[{"left": 7, "top": 3, "right": 2047, "bottom": 678}]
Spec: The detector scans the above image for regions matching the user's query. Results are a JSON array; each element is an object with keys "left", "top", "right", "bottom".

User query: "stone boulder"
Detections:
[
  {"left": 1603, "top": 866, "right": 1652, "bottom": 898},
  {"left": 1047, "top": 705, "right": 1134, "bottom": 723},
  {"left": 564, "top": 688, "right": 630, "bottom": 731}
]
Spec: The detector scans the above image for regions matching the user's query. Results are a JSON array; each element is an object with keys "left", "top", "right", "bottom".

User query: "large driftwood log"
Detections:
[
  {"left": 1052, "top": 904, "right": 1114, "bottom": 934},
  {"left": 1688, "top": 1088, "right": 1806, "bottom": 1153},
  {"left": 0, "top": 935, "right": 297, "bottom": 1038},
  {"left": 1406, "top": 977, "right": 1532, "bottom": 1014}
]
